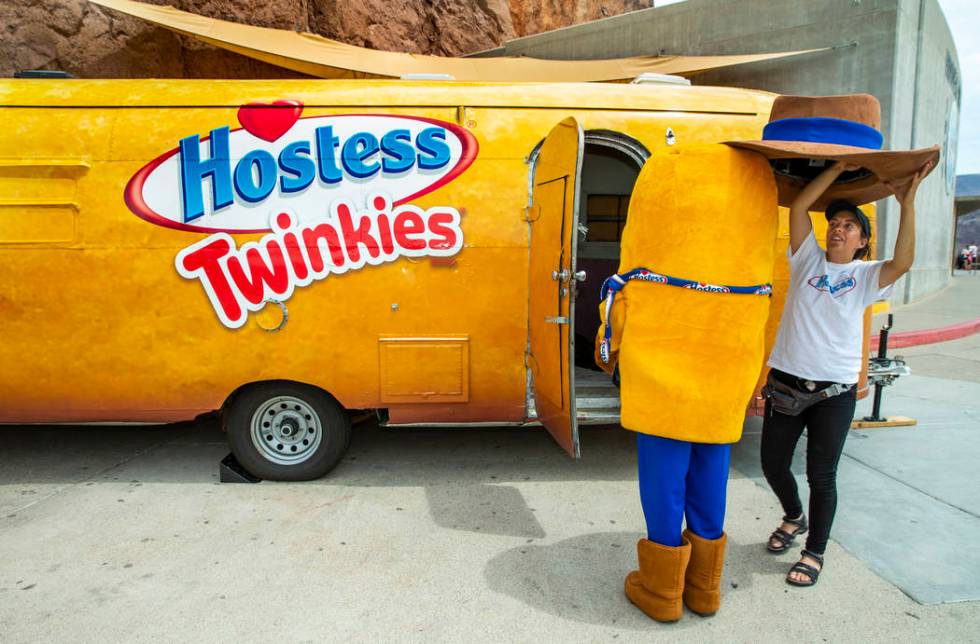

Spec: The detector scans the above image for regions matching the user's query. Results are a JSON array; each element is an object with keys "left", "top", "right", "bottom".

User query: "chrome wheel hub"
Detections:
[{"left": 250, "top": 396, "right": 323, "bottom": 465}]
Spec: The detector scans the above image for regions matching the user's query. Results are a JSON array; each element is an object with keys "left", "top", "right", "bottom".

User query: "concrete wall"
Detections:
[
  {"left": 893, "top": 0, "right": 960, "bottom": 300},
  {"left": 485, "top": 0, "right": 960, "bottom": 303}
]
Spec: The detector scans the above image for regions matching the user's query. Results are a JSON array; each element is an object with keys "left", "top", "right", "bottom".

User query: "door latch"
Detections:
[
  {"left": 545, "top": 316, "right": 569, "bottom": 325},
  {"left": 552, "top": 269, "right": 587, "bottom": 283}
]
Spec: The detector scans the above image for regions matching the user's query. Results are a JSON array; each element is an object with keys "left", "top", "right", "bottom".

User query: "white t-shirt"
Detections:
[{"left": 768, "top": 231, "right": 894, "bottom": 384}]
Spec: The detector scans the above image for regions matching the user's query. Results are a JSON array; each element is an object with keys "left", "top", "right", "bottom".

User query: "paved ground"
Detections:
[
  {"left": 3, "top": 421, "right": 979, "bottom": 642},
  {"left": 1, "top": 275, "right": 978, "bottom": 641},
  {"left": 872, "top": 269, "right": 980, "bottom": 335},
  {"left": 734, "top": 371, "right": 980, "bottom": 605}
]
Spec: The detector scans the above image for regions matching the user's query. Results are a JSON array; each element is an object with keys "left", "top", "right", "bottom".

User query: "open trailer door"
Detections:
[{"left": 527, "top": 117, "right": 585, "bottom": 458}]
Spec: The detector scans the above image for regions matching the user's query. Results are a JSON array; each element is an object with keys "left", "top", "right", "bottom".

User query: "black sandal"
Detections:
[
  {"left": 786, "top": 550, "right": 824, "bottom": 587},
  {"left": 766, "top": 513, "right": 808, "bottom": 553}
]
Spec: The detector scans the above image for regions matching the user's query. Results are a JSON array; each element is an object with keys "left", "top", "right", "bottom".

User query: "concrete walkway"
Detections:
[
  {"left": 0, "top": 274, "right": 978, "bottom": 641},
  {"left": 2, "top": 420, "right": 978, "bottom": 642},
  {"left": 734, "top": 270, "right": 980, "bottom": 606},
  {"left": 873, "top": 270, "right": 980, "bottom": 338},
  {"left": 733, "top": 370, "right": 980, "bottom": 605}
]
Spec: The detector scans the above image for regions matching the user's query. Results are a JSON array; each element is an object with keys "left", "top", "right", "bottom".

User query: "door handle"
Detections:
[
  {"left": 545, "top": 316, "right": 569, "bottom": 325},
  {"left": 573, "top": 270, "right": 587, "bottom": 282}
]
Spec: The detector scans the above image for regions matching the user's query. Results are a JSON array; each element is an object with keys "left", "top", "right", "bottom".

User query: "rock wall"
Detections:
[{"left": 0, "top": 0, "right": 650, "bottom": 79}]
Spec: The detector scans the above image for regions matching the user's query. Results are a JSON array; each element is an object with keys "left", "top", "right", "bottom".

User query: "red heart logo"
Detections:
[{"left": 237, "top": 100, "right": 304, "bottom": 142}]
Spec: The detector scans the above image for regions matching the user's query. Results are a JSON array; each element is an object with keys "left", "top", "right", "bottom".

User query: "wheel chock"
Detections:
[{"left": 219, "top": 453, "right": 262, "bottom": 483}]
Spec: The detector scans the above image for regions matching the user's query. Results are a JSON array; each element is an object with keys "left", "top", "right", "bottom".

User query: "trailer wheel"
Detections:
[{"left": 223, "top": 382, "right": 351, "bottom": 481}]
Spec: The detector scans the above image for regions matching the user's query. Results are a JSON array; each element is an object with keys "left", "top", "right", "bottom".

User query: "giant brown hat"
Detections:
[{"left": 726, "top": 94, "right": 940, "bottom": 210}]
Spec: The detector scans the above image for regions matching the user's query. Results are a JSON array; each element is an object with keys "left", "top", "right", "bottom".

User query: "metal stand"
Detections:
[
  {"left": 219, "top": 453, "right": 262, "bottom": 483},
  {"left": 864, "top": 314, "right": 893, "bottom": 422},
  {"left": 851, "top": 313, "right": 917, "bottom": 429}
]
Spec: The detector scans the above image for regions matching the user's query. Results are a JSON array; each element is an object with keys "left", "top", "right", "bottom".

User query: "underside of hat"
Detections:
[{"left": 724, "top": 141, "right": 939, "bottom": 209}]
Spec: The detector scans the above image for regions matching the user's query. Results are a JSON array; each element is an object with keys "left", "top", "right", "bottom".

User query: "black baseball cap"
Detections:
[{"left": 824, "top": 200, "right": 871, "bottom": 238}]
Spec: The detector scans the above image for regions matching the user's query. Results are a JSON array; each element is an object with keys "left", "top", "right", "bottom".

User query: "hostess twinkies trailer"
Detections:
[{"left": 0, "top": 79, "right": 876, "bottom": 480}]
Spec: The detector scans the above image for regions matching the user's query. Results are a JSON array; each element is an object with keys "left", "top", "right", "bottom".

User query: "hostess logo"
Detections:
[
  {"left": 125, "top": 101, "right": 479, "bottom": 233},
  {"left": 807, "top": 274, "right": 857, "bottom": 297}
]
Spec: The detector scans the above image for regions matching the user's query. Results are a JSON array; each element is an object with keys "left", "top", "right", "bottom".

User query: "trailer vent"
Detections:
[
  {"left": 399, "top": 73, "right": 456, "bottom": 81},
  {"left": 0, "top": 161, "right": 88, "bottom": 244},
  {"left": 630, "top": 73, "right": 691, "bottom": 86}
]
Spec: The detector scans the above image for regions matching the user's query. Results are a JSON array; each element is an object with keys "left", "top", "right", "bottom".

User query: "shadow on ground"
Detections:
[
  {"left": 0, "top": 416, "right": 639, "bottom": 487},
  {"left": 483, "top": 530, "right": 792, "bottom": 630}
]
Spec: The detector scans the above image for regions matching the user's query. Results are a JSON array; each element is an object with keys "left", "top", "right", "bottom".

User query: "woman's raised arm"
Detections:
[
  {"left": 879, "top": 160, "right": 934, "bottom": 288},
  {"left": 788, "top": 162, "right": 855, "bottom": 254}
]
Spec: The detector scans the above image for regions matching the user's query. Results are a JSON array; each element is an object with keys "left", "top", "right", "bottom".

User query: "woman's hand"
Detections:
[
  {"left": 834, "top": 160, "right": 862, "bottom": 173},
  {"left": 879, "top": 160, "right": 933, "bottom": 288},
  {"left": 883, "top": 160, "right": 934, "bottom": 208},
  {"left": 813, "top": 161, "right": 851, "bottom": 183}
]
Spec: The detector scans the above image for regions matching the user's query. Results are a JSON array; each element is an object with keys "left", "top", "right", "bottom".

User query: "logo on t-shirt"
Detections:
[{"left": 807, "top": 274, "right": 857, "bottom": 298}]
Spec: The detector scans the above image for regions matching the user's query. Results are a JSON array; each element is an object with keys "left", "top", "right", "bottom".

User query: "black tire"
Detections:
[{"left": 223, "top": 381, "right": 351, "bottom": 481}]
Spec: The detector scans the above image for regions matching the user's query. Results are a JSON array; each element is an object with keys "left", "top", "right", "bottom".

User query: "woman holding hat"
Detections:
[
  {"left": 727, "top": 93, "right": 938, "bottom": 587},
  {"left": 760, "top": 158, "right": 932, "bottom": 587}
]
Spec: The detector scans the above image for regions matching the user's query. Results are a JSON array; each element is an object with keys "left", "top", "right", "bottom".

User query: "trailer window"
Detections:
[
  {"left": 584, "top": 194, "right": 629, "bottom": 242},
  {"left": 577, "top": 136, "right": 646, "bottom": 258}
]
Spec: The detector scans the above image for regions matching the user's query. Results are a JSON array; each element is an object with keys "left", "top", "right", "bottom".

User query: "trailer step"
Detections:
[
  {"left": 575, "top": 396, "right": 621, "bottom": 410},
  {"left": 577, "top": 410, "right": 622, "bottom": 425},
  {"left": 574, "top": 384, "right": 619, "bottom": 396}
]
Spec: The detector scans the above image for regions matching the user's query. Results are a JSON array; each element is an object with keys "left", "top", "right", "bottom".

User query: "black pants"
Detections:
[{"left": 760, "top": 369, "right": 856, "bottom": 555}]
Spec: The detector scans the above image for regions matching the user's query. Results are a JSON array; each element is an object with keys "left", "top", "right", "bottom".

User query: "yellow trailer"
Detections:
[{"left": 0, "top": 78, "right": 872, "bottom": 479}]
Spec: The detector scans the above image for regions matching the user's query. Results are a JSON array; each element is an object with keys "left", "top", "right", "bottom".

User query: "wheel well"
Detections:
[{"left": 220, "top": 380, "right": 347, "bottom": 428}]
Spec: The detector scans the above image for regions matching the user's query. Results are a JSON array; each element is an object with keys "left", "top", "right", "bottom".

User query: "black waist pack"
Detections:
[{"left": 762, "top": 372, "right": 852, "bottom": 416}]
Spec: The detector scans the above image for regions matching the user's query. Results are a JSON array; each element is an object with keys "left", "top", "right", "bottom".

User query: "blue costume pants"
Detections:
[{"left": 636, "top": 433, "right": 731, "bottom": 547}]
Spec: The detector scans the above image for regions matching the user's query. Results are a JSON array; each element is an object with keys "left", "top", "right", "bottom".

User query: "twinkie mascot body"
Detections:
[{"left": 596, "top": 144, "right": 777, "bottom": 621}]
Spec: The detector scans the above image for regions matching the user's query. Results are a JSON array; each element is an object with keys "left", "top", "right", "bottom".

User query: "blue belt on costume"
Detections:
[{"left": 598, "top": 268, "right": 773, "bottom": 364}]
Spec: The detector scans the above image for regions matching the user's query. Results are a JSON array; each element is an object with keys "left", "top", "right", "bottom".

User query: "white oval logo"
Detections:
[{"left": 125, "top": 106, "right": 478, "bottom": 233}]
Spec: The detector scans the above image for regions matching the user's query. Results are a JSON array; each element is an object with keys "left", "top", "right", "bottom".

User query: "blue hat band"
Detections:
[{"left": 762, "top": 117, "right": 883, "bottom": 150}]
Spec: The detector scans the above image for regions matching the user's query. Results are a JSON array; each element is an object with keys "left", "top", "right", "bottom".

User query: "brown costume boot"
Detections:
[
  {"left": 682, "top": 529, "right": 727, "bottom": 616},
  {"left": 624, "top": 537, "right": 691, "bottom": 623}
]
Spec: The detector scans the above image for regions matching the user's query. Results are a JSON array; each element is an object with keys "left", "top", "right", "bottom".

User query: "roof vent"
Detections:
[
  {"left": 14, "top": 70, "right": 76, "bottom": 79},
  {"left": 399, "top": 73, "right": 456, "bottom": 81},
  {"left": 630, "top": 73, "right": 690, "bottom": 86}
]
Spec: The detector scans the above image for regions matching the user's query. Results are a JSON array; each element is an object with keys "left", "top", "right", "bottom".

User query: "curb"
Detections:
[{"left": 871, "top": 317, "right": 980, "bottom": 350}]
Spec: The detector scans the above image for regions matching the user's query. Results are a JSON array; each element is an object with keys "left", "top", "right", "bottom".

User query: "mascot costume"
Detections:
[{"left": 596, "top": 144, "right": 777, "bottom": 622}]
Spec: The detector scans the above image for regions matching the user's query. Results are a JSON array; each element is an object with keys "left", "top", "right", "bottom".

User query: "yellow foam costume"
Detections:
[
  {"left": 596, "top": 144, "right": 777, "bottom": 622},
  {"left": 596, "top": 144, "right": 777, "bottom": 443}
]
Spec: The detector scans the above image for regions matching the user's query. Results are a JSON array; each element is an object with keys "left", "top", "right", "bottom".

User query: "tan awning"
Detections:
[{"left": 90, "top": 0, "right": 824, "bottom": 82}]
